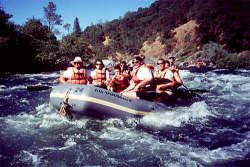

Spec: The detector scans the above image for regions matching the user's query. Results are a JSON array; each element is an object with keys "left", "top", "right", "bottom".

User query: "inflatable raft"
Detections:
[
  {"left": 50, "top": 84, "right": 198, "bottom": 119},
  {"left": 49, "top": 84, "right": 167, "bottom": 119}
]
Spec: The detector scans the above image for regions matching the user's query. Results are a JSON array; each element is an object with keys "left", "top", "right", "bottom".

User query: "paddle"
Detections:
[
  {"left": 27, "top": 85, "right": 52, "bottom": 91},
  {"left": 182, "top": 85, "right": 208, "bottom": 93},
  {"left": 182, "top": 85, "right": 205, "bottom": 99},
  {"left": 189, "top": 88, "right": 209, "bottom": 93}
]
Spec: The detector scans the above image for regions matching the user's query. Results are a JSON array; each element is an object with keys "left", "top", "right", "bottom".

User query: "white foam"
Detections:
[
  {"left": 8, "top": 85, "right": 26, "bottom": 90},
  {"left": 235, "top": 69, "right": 250, "bottom": 73},
  {"left": 20, "top": 98, "right": 30, "bottom": 104},
  {"left": 141, "top": 101, "right": 212, "bottom": 128},
  {"left": 99, "top": 126, "right": 132, "bottom": 140},
  {"left": 188, "top": 139, "right": 250, "bottom": 163},
  {"left": 179, "top": 70, "right": 191, "bottom": 78},
  {"left": 22, "top": 150, "right": 40, "bottom": 167},
  {"left": 245, "top": 131, "right": 250, "bottom": 139},
  {"left": 36, "top": 103, "right": 49, "bottom": 112},
  {"left": 1, "top": 94, "right": 11, "bottom": 98},
  {"left": 20, "top": 71, "right": 62, "bottom": 79},
  {"left": 0, "top": 85, "right": 7, "bottom": 90},
  {"left": 3, "top": 103, "right": 64, "bottom": 131},
  {"left": 239, "top": 82, "right": 250, "bottom": 92},
  {"left": 61, "top": 137, "right": 76, "bottom": 150},
  {"left": 67, "top": 118, "right": 88, "bottom": 129}
]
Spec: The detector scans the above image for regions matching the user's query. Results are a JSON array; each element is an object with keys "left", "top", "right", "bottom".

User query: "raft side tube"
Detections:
[{"left": 50, "top": 84, "right": 158, "bottom": 118}]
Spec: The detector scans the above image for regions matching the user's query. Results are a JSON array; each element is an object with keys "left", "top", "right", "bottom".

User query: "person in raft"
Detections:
[
  {"left": 120, "top": 56, "right": 153, "bottom": 99},
  {"left": 59, "top": 57, "right": 89, "bottom": 84},
  {"left": 89, "top": 59, "right": 110, "bottom": 89},
  {"left": 168, "top": 56, "right": 176, "bottom": 68},
  {"left": 107, "top": 64, "right": 130, "bottom": 92},
  {"left": 154, "top": 59, "right": 177, "bottom": 98},
  {"left": 120, "top": 61, "right": 131, "bottom": 81},
  {"left": 167, "top": 56, "right": 183, "bottom": 88}
]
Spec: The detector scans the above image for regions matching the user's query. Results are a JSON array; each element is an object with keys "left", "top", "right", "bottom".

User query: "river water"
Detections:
[{"left": 0, "top": 69, "right": 249, "bottom": 167}]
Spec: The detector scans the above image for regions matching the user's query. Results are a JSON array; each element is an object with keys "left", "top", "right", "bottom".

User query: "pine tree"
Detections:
[{"left": 73, "top": 17, "right": 81, "bottom": 36}]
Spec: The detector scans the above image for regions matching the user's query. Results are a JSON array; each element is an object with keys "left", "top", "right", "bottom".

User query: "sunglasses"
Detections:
[
  {"left": 157, "top": 62, "right": 164, "bottom": 65},
  {"left": 96, "top": 63, "right": 102, "bottom": 66},
  {"left": 132, "top": 61, "right": 139, "bottom": 64},
  {"left": 74, "top": 62, "right": 82, "bottom": 65}
]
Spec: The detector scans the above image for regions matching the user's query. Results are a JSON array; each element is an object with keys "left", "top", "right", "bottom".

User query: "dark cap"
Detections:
[{"left": 168, "top": 56, "right": 176, "bottom": 60}]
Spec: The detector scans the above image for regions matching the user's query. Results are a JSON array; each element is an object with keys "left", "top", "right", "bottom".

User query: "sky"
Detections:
[{"left": 1, "top": 0, "right": 156, "bottom": 38}]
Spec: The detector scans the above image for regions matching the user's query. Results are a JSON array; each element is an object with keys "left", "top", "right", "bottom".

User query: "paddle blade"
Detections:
[{"left": 27, "top": 85, "right": 52, "bottom": 91}]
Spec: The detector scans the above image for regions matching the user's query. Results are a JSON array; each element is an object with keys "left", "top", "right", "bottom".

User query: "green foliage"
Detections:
[
  {"left": 20, "top": 18, "right": 54, "bottom": 41},
  {"left": 186, "top": 42, "right": 250, "bottom": 69},
  {"left": 80, "top": 0, "right": 195, "bottom": 58},
  {"left": 82, "top": 24, "right": 105, "bottom": 45},
  {"left": 79, "top": 0, "right": 249, "bottom": 61},
  {"left": 0, "top": 6, "right": 59, "bottom": 73},
  {"left": 189, "top": 0, "right": 250, "bottom": 52},
  {"left": 59, "top": 35, "right": 94, "bottom": 64},
  {"left": 216, "top": 52, "right": 250, "bottom": 69},
  {"left": 0, "top": 8, "right": 35, "bottom": 72},
  {"left": 19, "top": 18, "right": 59, "bottom": 71},
  {"left": 201, "top": 42, "right": 230, "bottom": 64},
  {"left": 0, "top": 9, "right": 14, "bottom": 36}
]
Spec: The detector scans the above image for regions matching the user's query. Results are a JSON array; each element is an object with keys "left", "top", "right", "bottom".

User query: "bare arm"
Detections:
[
  {"left": 105, "top": 69, "right": 110, "bottom": 82},
  {"left": 133, "top": 78, "right": 153, "bottom": 92},
  {"left": 120, "top": 81, "right": 136, "bottom": 93},
  {"left": 59, "top": 76, "right": 67, "bottom": 84},
  {"left": 174, "top": 71, "right": 183, "bottom": 86},
  {"left": 156, "top": 76, "right": 176, "bottom": 91}
]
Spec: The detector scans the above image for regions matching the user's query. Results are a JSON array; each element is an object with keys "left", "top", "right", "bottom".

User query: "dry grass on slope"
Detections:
[
  {"left": 140, "top": 36, "right": 166, "bottom": 59},
  {"left": 172, "top": 20, "right": 200, "bottom": 53}
]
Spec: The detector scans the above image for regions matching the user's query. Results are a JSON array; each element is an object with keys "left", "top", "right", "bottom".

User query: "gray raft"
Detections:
[{"left": 50, "top": 84, "right": 165, "bottom": 119}]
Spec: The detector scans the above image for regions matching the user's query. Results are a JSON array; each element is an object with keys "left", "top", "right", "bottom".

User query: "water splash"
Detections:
[{"left": 141, "top": 101, "right": 211, "bottom": 128}]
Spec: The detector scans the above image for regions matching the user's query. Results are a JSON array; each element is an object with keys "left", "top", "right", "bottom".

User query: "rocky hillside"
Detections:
[
  {"left": 121, "top": 18, "right": 250, "bottom": 69},
  {"left": 81, "top": 0, "right": 250, "bottom": 69}
]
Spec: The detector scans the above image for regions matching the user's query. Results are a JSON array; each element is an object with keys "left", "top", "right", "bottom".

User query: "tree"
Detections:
[
  {"left": 19, "top": 17, "right": 58, "bottom": 71},
  {"left": 63, "top": 23, "right": 71, "bottom": 34},
  {"left": 59, "top": 35, "right": 94, "bottom": 64},
  {"left": 0, "top": 8, "right": 14, "bottom": 36},
  {"left": 73, "top": 17, "right": 81, "bottom": 36},
  {"left": 21, "top": 18, "right": 50, "bottom": 40},
  {"left": 43, "top": 2, "right": 62, "bottom": 32}
]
